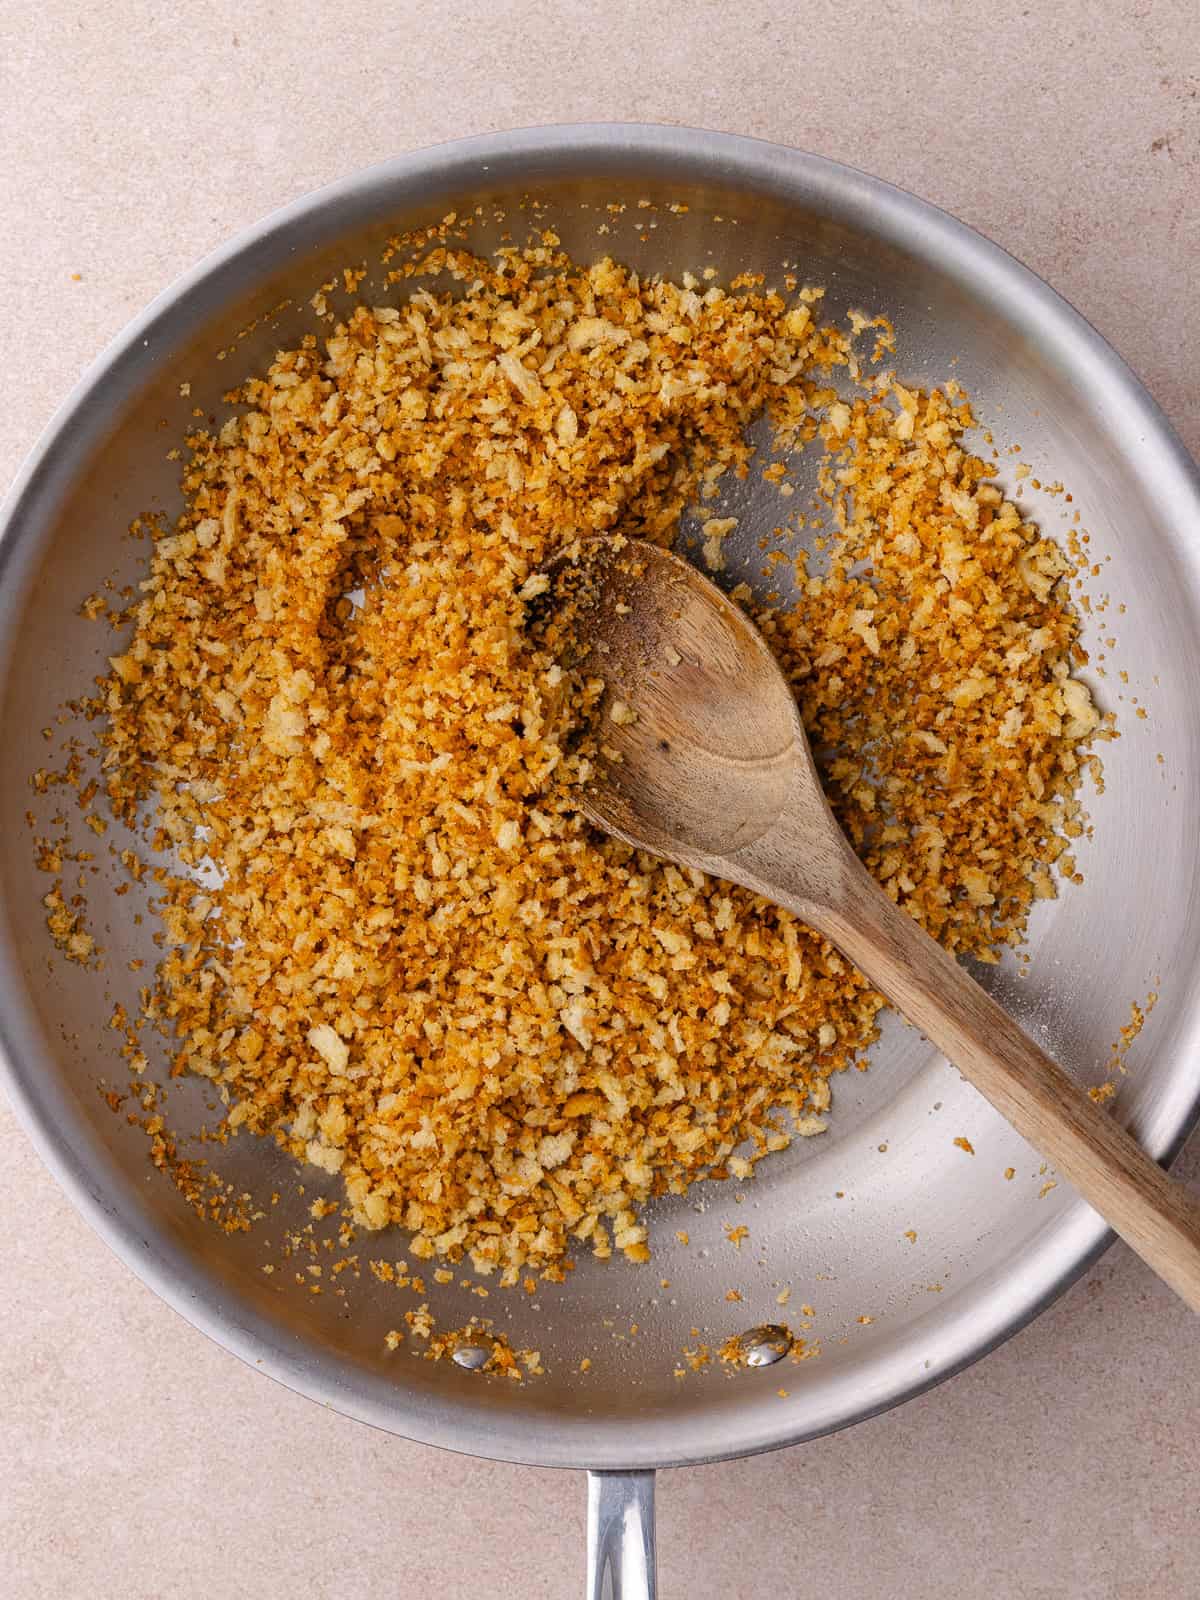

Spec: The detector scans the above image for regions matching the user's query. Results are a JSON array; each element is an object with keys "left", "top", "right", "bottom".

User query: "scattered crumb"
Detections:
[
  {"left": 392, "top": 1309, "right": 544, "bottom": 1380},
  {"left": 1090, "top": 990, "right": 1159, "bottom": 1103}
]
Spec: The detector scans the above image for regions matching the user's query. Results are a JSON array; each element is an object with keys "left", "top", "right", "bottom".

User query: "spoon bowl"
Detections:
[{"left": 561, "top": 539, "right": 805, "bottom": 863}]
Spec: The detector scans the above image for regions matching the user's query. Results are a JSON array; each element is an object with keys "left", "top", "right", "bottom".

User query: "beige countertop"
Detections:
[{"left": 2, "top": 3, "right": 1198, "bottom": 1595}]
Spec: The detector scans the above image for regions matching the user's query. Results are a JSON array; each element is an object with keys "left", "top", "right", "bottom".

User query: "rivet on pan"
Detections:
[
  {"left": 451, "top": 1344, "right": 491, "bottom": 1371},
  {"left": 735, "top": 1324, "right": 793, "bottom": 1367}
]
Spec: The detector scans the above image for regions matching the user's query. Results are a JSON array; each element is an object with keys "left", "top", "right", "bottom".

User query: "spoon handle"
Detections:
[{"left": 796, "top": 845, "right": 1200, "bottom": 1311}]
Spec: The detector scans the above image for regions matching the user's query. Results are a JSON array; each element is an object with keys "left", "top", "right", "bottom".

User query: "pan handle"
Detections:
[{"left": 586, "top": 1469, "right": 657, "bottom": 1598}]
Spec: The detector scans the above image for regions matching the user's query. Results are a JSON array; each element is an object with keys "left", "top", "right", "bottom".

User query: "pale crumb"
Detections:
[
  {"left": 701, "top": 516, "right": 737, "bottom": 572},
  {"left": 827, "top": 401, "right": 851, "bottom": 435},
  {"left": 307, "top": 1023, "right": 349, "bottom": 1073}
]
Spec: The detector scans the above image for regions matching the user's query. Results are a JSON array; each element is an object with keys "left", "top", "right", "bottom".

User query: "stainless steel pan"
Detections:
[{"left": 3, "top": 126, "right": 1200, "bottom": 1598}]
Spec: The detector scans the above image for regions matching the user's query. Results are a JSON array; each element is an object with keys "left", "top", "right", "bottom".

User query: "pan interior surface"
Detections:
[{"left": 2, "top": 127, "right": 1199, "bottom": 1471}]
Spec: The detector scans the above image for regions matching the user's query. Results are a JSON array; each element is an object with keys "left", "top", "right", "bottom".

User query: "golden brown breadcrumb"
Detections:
[{"left": 43, "top": 239, "right": 1102, "bottom": 1284}]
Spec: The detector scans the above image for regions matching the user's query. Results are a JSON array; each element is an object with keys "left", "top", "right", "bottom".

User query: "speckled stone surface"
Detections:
[{"left": 2, "top": 3, "right": 1198, "bottom": 1595}]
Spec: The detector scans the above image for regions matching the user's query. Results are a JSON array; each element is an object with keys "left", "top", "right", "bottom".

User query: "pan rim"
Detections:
[{"left": 2, "top": 121, "right": 1199, "bottom": 1472}]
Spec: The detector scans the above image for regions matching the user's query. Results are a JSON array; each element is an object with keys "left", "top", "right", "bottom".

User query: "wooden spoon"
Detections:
[{"left": 557, "top": 537, "right": 1200, "bottom": 1311}]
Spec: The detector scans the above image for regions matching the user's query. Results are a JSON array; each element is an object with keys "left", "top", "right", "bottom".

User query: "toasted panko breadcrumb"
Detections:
[
  {"left": 92, "top": 242, "right": 1101, "bottom": 1283},
  {"left": 763, "top": 380, "right": 1104, "bottom": 962}
]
